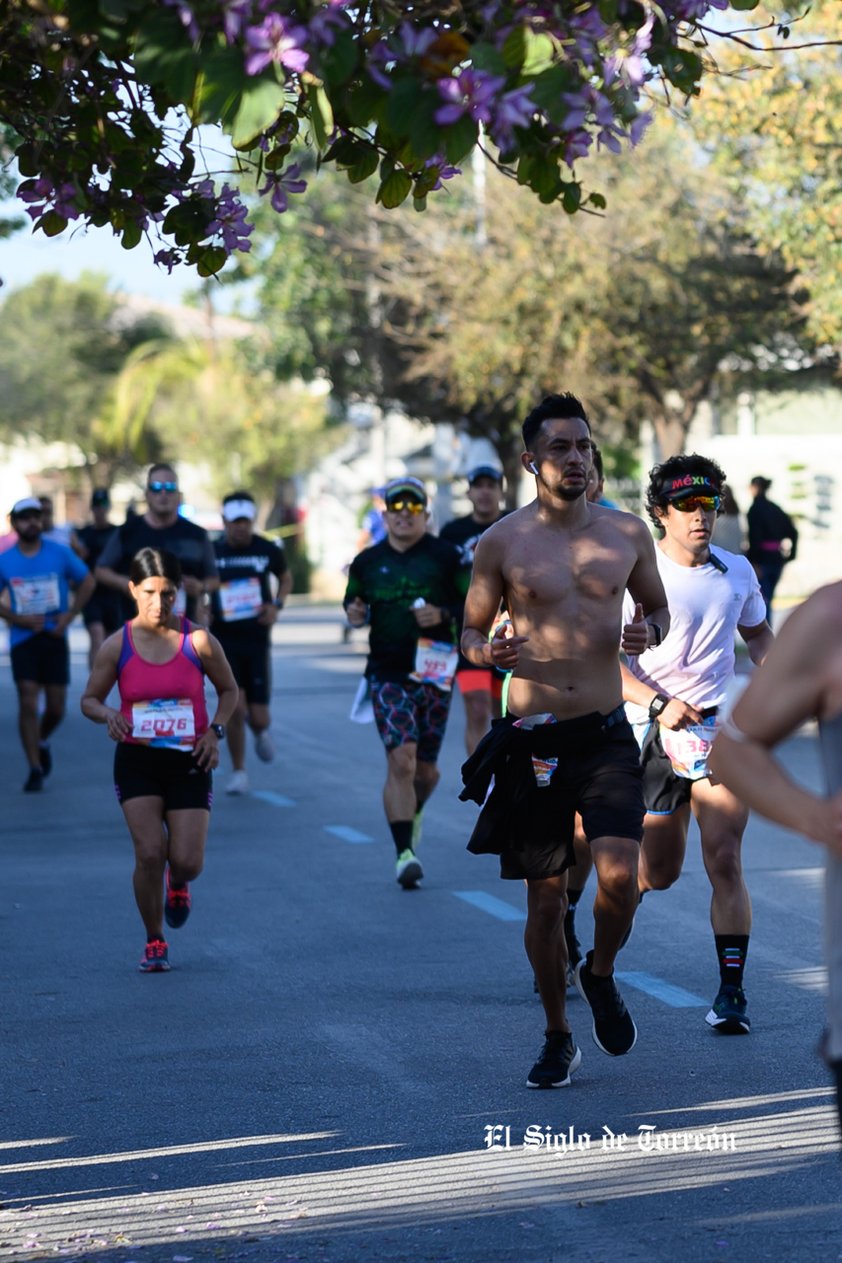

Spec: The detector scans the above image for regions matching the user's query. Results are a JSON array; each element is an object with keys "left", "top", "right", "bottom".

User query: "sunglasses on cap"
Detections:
[
  {"left": 148, "top": 480, "right": 178, "bottom": 493},
  {"left": 386, "top": 499, "right": 425, "bottom": 514},
  {"left": 671, "top": 494, "right": 721, "bottom": 513}
]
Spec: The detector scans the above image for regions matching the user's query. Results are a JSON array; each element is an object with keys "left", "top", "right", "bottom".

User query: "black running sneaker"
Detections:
[
  {"left": 39, "top": 743, "right": 52, "bottom": 777},
  {"left": 139, "top": 939, "right": 171, "bottom": 972},
  {"left": 164, "top": 868, "right": 192, "bottom": 929},
  {"left": 23, "top": 768, "right": 44, "bottom": 793},
  {"left": 526, "top": 1032, "right": 582, "bottom": 1088},
  {"left": 574, "top": 950, "right": 637, "bottom": 1056},
  {"left": 706, "top": 984, "right": 750, "bottom": 1034}
]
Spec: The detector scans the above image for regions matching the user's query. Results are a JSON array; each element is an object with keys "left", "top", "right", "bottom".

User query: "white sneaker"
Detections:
[
  {"left": 396, "top": 849, "right": 423, "bottom": 889},
  {"left": 254, "top": 731, "right": 275, "bottom": 763},
  {"left": 226, "top": 770, "right": 250, "bottom": 795}
]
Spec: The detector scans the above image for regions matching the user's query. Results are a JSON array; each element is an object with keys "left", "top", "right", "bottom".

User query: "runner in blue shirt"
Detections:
[{"left": 0, "top": 496, "right": 94, "bottom": 791}]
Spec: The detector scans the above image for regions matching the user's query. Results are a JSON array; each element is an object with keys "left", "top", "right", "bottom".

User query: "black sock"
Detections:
[
  {"left": 715, "top": 934, "right": 749, "bottom": 988},
  {"left": 389, "top": 820, "right": 413, "bottom": 856}
]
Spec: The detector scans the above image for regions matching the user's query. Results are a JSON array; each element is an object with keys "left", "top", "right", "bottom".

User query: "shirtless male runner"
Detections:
[{"left": 460, "top": 393, "right": 669, "bottom": 1088}]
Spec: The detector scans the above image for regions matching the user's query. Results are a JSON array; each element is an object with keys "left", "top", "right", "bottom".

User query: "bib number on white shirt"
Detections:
[
  {"left": 219, "top": 577, "right": 262, "bottom": 621},
  {"left": 410, "top": 639, "right": 459, "bottom": 692},
  {"left": 11, "top": 574, "right": 60, "bottom": 615},
  {"left": 660, "top": 715, "right": 719, "bottom": 780},
  {"left": 132, "top": 697, "right": 196, "bottom": 749}
]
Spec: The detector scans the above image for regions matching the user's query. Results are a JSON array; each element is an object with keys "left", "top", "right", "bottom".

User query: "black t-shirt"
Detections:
[
  {"left": 439, "top": 512, "right": 508, "bottom": 565},
  {"left": 344, "top": 534, "right": 470, "bottom": 682},
  {"left": 211, "top": 535, "right": 288, "bottom": 640},
  {"left": 97, "top": 514, "right": 217, "bottom": 620},
  {"left": 76, "top": 523, "right": 118, "bottom": 570}
]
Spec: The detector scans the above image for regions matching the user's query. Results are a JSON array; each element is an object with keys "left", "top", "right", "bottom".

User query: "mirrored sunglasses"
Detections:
[
  {"left": 386, "top": 500, "right": 425, "bottom": 514},
  {"left": 148, "top": 480, "right": 178, "bottom": 493},
  {"left": 672, "top": 494, "right": 721, "bottom": 513}
]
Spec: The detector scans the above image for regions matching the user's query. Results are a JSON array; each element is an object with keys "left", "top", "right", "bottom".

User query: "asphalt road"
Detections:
[{"left": 1, "top": 607, "right": 840, "bottom": 1263}]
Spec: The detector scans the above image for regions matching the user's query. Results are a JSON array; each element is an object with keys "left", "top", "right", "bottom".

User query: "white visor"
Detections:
[{"left": 222, "top": 499, "right": 257, "bottom": 522}]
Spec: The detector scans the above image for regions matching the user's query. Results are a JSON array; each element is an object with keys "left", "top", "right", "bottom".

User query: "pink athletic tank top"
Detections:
[{"left": 117, "top": 619, "right": 208, "bottom": 749}]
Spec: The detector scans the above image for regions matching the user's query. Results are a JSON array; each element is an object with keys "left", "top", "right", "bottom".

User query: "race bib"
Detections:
[
  {"left": 660, "top": 715, "right": 719, "bottom": 780},
  {"left": 410, "top": 638, "right": 459, "bottom": 692},
  {"left": 132, "top": 697, "right": 196, "bottom": 749},
  {"left": 219, "top": 577, "right": 262, "bottom": 621},
  {"left": 10, "top": 574, "right": 60, "bottom": 615}
]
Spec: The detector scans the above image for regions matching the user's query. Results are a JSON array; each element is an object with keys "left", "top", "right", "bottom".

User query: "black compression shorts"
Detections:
[
  {"left": 113, "top": 742, "right": 213, "bottom": 812},
  {"left": 11, "top": 633, "right": 70, "bottom": 686}
]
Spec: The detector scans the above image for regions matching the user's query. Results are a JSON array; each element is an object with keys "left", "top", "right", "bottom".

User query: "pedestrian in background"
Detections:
[
  {"left": 746, "top": 475, "right": 798, "bottom": 623},
  {"left": 75, "top": 488, "right": 122, "bottom": 667}
]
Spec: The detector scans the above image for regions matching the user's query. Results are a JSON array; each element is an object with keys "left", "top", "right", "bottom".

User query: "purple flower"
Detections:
[
  {"left": 308, "top": 2, "right": 351, "bottom": 48},
  {"left": 489, "top": 84, "right": 535, "bottom": 146},
  {"left": 423, "top": 155, "right": 462, "bottom": 191},
  {"left": 154, "top": 249, "right": 180, "bottom": 274},
  {"left": 245, "top": 15, "right": 310, "bottom": 77},
  {"left": 434, "top": 70, "right": 505, "bottom": 126},
  {"left": 259, "top": 163, "right": 307, "bottom": 214},
  {"left": 206, "top": 184, "right": 254, "bottom": 252},
  {"left": 222, "top": 0, "right": 252, "bottom": 44},
  {"left": 563, "top": 129, "right": 592, "bottom": 168}
]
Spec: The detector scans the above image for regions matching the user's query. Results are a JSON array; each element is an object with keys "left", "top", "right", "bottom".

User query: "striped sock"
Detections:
[{"left": 715, "top": 935, "right": 749, "bottom": 988}]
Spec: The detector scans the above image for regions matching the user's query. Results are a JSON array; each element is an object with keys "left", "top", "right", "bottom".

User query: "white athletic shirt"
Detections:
[{"left": 623, "top": 544, "right": 766, "bottom": 718}]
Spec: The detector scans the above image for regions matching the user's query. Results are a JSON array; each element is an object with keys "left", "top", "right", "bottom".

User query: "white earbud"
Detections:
[{"left": 528, "top": 461, "right": 538, "bottom": 475}]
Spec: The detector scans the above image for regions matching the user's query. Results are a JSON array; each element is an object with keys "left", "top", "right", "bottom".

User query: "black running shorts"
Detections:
[
  {"left": 500, "top": 721, "right": 644, "bottom": 882},
  {"left": 215, "top": 635, "right": 271, "bottom": 705},
  {"left": 113, "top": 742, "right": 213, "bottom": 812},
  {"left": 11, "top": 633, "right": 70, "bottom": 686}
]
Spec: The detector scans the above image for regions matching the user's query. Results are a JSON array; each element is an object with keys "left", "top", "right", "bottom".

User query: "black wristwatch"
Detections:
[
  {"left": 648, "top": 694, "right": 669, "bottom": 720},
  {"left": 647, "top": 622, "right": 664, "bottom": 647},
  {"left": 210, "top": 723, "right": 225, "bottom": 740}
]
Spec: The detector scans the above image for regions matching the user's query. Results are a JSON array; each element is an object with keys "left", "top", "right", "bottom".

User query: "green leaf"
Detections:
[
  {"left": 193, "top": 44, "right": 247, "bottom": 125},
  {"left": 588, "top": 191, "right": 607, "bottom": 210},
  {"left": 346, "top": 148, "right": 380, "bottom": 184},
  {"left": 121, "top": 220, "right": 143, "bottom": 250},
  {"left": 407, "top": 97, "right": 442, "bottom": 163},
  {"left": 470, "top": 42, "right": 507, "bottom": 77},
  {"left": 40, "top": 212, "right": 68, "bottom": 238},
  {"left": 376, "top": 170, "right": 412, "bottom": 209},
  {"left": 444, "top": 116, "right": 479, "bottom": 164},
  {"left": 561, "top": 182, "right": 582, "bottom": 213},
  {"left": 321, "top": 31, "right": 358, "bottom": 88},
  {"left": 231, "top": 77, "right": 287, "bottom": 149},
  {"left": 386, "top": 80, "right": 424, "bottom": 139},
  {"left": 133, "top": 12, "right": 197, "bottom": 100},
  {"left": 307, "top": 83, "right": 335, "bottom": 151},
  {"left": 193, "top": 246, "right": 228, "bottom": 278},
  {"left": 502, "top": 26, "right": 556, "bottom": 76},
  {"left": 729, "top": 0, "right": 759, "bottom": 8}
]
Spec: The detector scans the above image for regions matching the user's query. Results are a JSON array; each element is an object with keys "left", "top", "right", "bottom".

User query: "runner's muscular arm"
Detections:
[
  {"left": 620, "top": 661, "right": 702, "bottom": 729},
  {"left": 461, "top": 531, "right": 528, "bottom": 672},
  {"left": 738, "top": 619, "right": 773, "bottom": 667},
  {"left": 80, "top": 634, "right": 131, "bottom": 741},
  {"left": 623, "top": 520, "right": 670, "bottom": 656},
  {"left": 190, "top": 628, "right": 240, "bottom": 771},
  {"left": 709, "top": 592, "right": 842, "bottom": 853}
]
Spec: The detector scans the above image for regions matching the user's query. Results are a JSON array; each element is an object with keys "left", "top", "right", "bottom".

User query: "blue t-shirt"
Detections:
[{"left": 0, "top": 539, "right": 90, "bottom": 647}]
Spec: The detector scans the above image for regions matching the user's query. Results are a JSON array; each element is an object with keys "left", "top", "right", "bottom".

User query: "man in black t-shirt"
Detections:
[
  {"left": 746, "top": 475, "right": 799, "bottom": 623},
  {"left": 344, "top": 476, "right": 470, "bottom": 889},
  {"left": 212, "top": 491, "right": 292, "bottom": 795},
  {"left": 75, "top": 487, "right": 122, "bottom": 666},
  {"left": 96, "top": 463, "right": 218, "bottom": 623},
  {"left": 440, "top": 465, "right": 508, "bottom": 756}
]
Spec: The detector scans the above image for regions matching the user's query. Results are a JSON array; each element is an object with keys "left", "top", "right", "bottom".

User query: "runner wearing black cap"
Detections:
[
  {"left": 622, "top": 454, "right": 773, "bottom": 1034},
  {"left": 440, "top": 466, "right": 508, "bottom": 755},
  {"left": 344, "top": 476, "right": 471, "bottom": 888},
  {"left": 76, "top": 488, "right": 122, "bottom": 667}
]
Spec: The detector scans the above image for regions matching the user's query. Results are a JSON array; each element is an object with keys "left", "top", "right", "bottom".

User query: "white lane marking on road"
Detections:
[
  {"left": 453, "top": 891, "right": 526, "bottom": 922},
  {"left": 615, "top": 971, "right": 706, "bottom": 1007},
  {"left": 252, "top": 790, "right": 296, "bottom": 807},
  {"left": 324, "top": 825, "right": 373, "bottom": 844}
]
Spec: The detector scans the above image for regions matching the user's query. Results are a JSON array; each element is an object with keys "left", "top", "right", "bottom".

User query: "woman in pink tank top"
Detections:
[{"left": 81, "top": 547, "right": 237, "bottom": 973}]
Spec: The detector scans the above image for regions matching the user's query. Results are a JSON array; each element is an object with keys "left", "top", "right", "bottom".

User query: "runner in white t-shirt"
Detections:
[{"left": 622, "top": 454, "right": 772, "bottom": 1035}]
